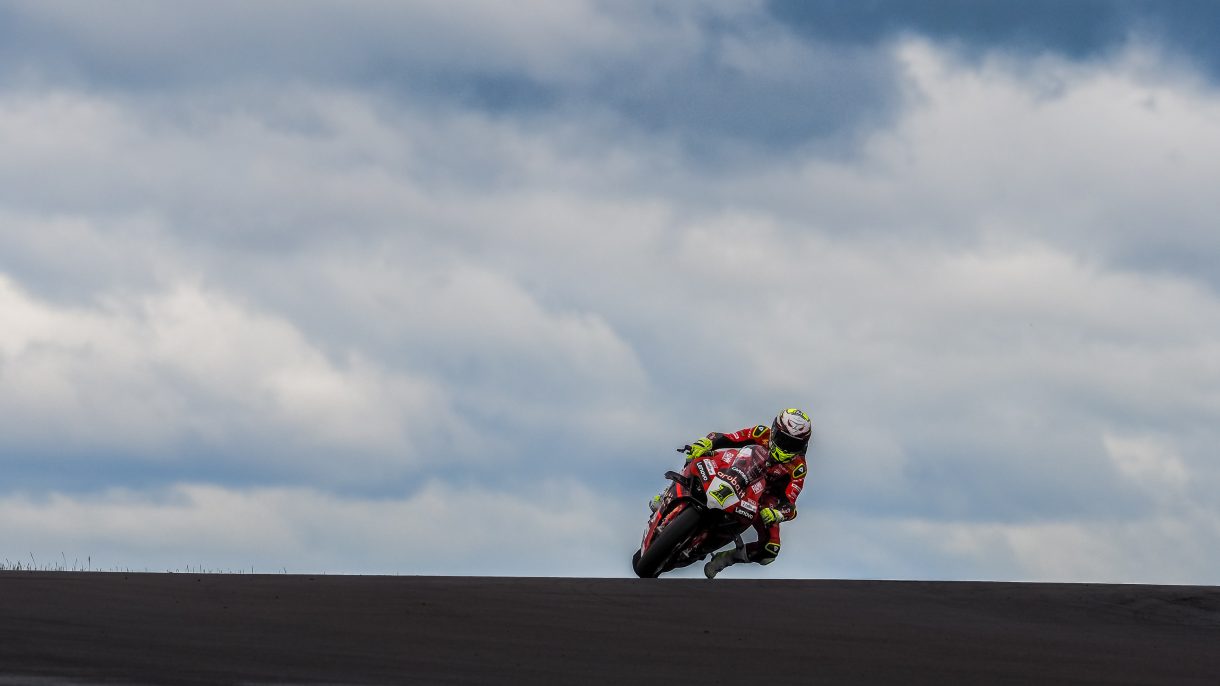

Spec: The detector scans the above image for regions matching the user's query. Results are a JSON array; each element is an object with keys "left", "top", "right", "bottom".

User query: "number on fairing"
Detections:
[{"left": 706, "top": 477, "right": 740, "bottom": 508}]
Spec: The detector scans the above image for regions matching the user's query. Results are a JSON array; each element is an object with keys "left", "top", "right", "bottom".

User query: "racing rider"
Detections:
[{"left": 655, "top": 408, "right": 812, "bottom": 578}]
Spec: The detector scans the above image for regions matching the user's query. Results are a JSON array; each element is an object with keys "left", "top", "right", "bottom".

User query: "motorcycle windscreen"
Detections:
[{"left": 729, "top": 446, "right": 768, "bottom": 482}]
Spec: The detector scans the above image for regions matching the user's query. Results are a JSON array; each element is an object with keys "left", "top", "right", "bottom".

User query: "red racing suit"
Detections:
[{"left": 699, "top": 424, "right": 808, "bottom": 564}]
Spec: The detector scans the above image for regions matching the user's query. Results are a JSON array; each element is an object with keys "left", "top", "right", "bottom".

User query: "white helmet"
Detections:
[{"left": 769, "top": 408, "right": 811, "bottom": 463}]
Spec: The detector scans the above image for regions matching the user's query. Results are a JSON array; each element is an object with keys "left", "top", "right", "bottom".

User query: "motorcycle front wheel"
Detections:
[{"left": 632, "top": 507, "right": 701, "bottom": 579}]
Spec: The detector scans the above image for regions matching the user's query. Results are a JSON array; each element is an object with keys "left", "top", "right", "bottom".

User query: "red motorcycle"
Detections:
[{"left": 632, "top": 444, "right": 769, "bottom": 578}]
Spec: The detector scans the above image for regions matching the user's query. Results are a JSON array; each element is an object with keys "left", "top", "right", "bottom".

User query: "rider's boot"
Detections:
[{"left": 704, "top": 547, "right": 749, "bottom": 579}]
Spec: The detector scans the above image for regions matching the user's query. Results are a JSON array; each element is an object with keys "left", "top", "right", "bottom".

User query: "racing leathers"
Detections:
[{"left": 689, "top": 424, "right": 808, "bottom": 565}]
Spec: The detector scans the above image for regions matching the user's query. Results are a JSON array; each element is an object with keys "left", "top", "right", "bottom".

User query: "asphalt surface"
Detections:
[{"left": 1, "top": 573, "right": 1218, "bottom": 685}]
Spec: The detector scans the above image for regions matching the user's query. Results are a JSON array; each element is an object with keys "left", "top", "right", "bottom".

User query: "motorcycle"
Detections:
[{"left": 632, "top": 444, "right": 769, "bottom": 578}]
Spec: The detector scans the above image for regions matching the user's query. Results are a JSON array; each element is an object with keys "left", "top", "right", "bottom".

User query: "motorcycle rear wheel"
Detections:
[{"left": 633, "top": 507, "right": 701, "bottom": 579}]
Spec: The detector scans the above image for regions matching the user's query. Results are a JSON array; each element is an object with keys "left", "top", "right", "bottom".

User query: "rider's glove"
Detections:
[
  {"left": 760, "top": 507, "right": 785, "bottom": 526},
  {"left": 683, "top": 437, "right": 714, "bottom": 461}
]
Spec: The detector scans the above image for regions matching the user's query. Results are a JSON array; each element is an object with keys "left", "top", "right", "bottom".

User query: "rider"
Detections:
[{"left": 656, "top": 408, "right": 812, "bottom": 578}]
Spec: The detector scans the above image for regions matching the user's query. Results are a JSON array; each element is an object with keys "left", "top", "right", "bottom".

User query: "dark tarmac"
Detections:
[{"left": 1, "top": 573, "right": 1218, "bottom": 685}]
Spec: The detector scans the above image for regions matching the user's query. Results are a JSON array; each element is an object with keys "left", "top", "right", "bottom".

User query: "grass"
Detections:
[
  {"left": 0, "top": 553, "right": 270, "bottom": 574},
  {"left": 0, "top": 553, "right": 91, "bottom": 572}
]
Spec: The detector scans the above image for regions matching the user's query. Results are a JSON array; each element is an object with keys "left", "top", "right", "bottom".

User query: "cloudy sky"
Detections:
[{"left": 3, "top": 0, "right": 1219, "bottom": 582}]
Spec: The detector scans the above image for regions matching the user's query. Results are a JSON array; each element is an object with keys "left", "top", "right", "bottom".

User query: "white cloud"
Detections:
[
  {"left": 0, "top": 274, "right": 435, "bottom": 480},
  {"left": 0, "top": 85, "right": 665, "bottom": 460},
  {"left": 0, "top": 479, "right": 638, "bottom": 576},
  {"left": 1103, "top": 433, "right": 1189, "bottom": 490},
  {"left": 759, "top": 40, "right": 1220, "bottom": 265}
]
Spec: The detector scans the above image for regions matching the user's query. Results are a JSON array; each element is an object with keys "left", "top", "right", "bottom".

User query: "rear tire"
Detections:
[{"left": 633, "top": 507, "right": 701, "bottom": 578}]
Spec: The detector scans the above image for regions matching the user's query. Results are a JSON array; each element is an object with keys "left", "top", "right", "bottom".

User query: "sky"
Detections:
[{"left": 2, "top": 0, "right": 1219, "bottom": 582}]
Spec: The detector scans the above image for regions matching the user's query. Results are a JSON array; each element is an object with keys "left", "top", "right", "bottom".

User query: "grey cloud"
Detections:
[
  {"left": 768, "top": 0, "right": 1127, "bottom": 58},
  {"left": 0, "top": 1, "right": 906, "bottom": 154},
  {"left": 9, "top": 0, "right": 1220, "bottom": 162},
  {"left": 768, "top": 0, "right": 1220, "bottom": 80}
]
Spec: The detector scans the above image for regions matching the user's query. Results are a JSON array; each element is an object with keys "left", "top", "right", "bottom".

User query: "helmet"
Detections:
[{"left": 769, "top": 408, "right": 811, "bottom": 463}]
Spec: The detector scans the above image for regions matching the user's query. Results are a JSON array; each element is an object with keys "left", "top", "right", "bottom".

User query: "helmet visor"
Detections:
[
  {"left": 769, "top": 445, "right": 796, "bottom": 463},
  {"left": 771, "top": 426, "right": 807, "bottom": 456}
]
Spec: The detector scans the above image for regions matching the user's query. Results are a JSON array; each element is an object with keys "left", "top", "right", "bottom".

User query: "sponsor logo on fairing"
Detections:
[
  {"left": 717, "top": 470, "right": 742, "bottom": 493},
  {"left": 751, "top": 481, "right": 764, "bottom": 495},
  {"left": 696, "top": 460, "right": 709, "bottom": 481},
  {"left": 738, "top": 500, "right": 757, "bottom": 515},
  {"left": 727, "top": 467, "right": 748, "bottom": 489},
  {"left": 710, "top": 483, "right": 735, "bottom": 505}
]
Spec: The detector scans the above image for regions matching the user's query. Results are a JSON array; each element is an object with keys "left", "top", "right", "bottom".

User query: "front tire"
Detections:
[{"left": 633, "top": 507, "right": 701, "bottom": 578}]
